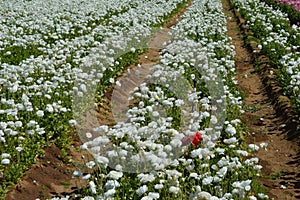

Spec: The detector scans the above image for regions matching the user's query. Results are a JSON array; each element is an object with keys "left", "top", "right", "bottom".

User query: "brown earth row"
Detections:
[{"left": 222, "top": 0, "right": 300, "bottom": 199}]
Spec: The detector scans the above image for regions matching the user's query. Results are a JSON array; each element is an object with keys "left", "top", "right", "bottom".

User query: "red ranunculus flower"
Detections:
[
  {"left": 181, "top": 132, "right": 203, "bottom": 147},
  {"left": 190, "top": 131, "right": 203, "bottom": 146}
]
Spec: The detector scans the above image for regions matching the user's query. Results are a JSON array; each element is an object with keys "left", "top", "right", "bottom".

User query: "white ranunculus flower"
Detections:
[
  {"left": 72, "top": 170, "right": 83, "bottom": 178},
  {"left": 152, "top": 111, "right": 159, "bottom": 117},
  {"left": 154, "top": 183, "right": 164, "bottom": 190},
  {"left": 225, "top": 124, "right": 236, "bottom": 135},
  {"left": 169, "top": 186, "right": 180, "bottom": 195},
  {"left": 89, "top": 181, "right": 97, "bottom": 194},
  {"left": 223, "top": 137, "right": 238, "bottom": 144},
  {"left": 148, "top": 192, "right": 160, "bottom": 199},
  {"left": 81, "top": 196, "right": 95, "bottom": 200},
  {"left": 16, "top": 146, "right": 23, "bottom": 152},
  {"left": 1, "top": 158, "right": 10, "bottom": 165},
  {"left": 14, "top": 121, "right": 22, "bottom": 128},
  {"left": 1, "top": 153, "right": 11, "bottom": 158},
  {"left": 82, "top": 174, "right": 91, "bottom": 180},
  {"left": 136, "top": 185, "right": 148, "bottom": 196},
  {"left": 197, "top": 191, "right": 212, "bottom": 200},
  {"left": 210, "top": 115, "right": 218, "bottom": 124},
  {"left": 202, "top": 176, "right": 213, "bottom": 185},
  {"left": 137, "top": 173, "right": 156, "bottom": 183},
  {"left": 68, "top": 119, "right": 77, "bottom": 127},
  {"left": 36, "top": 110, "right": 44, "bottom": 118},
  {"left": 85, "top": 161, "right": 96, "bottom": 169},
  {"left": 248, "top": 144, "right": 259, "bottom": 151},
  {"left": 108, "top": 171, "right": 123, "bottom": 180},
  {"left": 27, "top": 120, "right": 37, "bottom": 127},
  {"left": 46, "top": 104, "right": 54, "bottom": 113},
  {"left": 80, "top": 83, "right": 87, "bottom": 93},
  {"left": 104, "top": 188, "right": 116, "bottom": 198},
  {"left": 109, "top": 78, "right": 114, "bottom": 84}
]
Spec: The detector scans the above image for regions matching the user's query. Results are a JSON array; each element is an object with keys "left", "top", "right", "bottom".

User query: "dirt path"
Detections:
[
  {"left": 5, "top": 132, "right": 91, "bottom": 200},
  {"left": 222, "top": 0, "right": 300, "bottom": 199},
  {"left": 5, "top": 2, "right": 191, "bottom": 200}
]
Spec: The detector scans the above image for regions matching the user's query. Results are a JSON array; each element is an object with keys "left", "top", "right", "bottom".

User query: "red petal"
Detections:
[
  {"left": 195, "top": 132, "right": 203, "bottom": 141},
  {"left": 191, "top": 137, "right": 199, "bottom": 146},
  {"left": 191, "top": 132, "right": 203, "bottom": 146}
]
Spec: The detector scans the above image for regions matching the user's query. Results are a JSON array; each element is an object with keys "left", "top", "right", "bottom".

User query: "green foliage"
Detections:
[
  {"left": 0, "top": 45, "right": 43, "bottom": 65},
  {"left": 261, "top": 0, "right": 300, "bottom": 25}
]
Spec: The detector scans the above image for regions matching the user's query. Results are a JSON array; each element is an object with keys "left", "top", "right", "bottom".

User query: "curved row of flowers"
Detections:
[
  {"left": 0, "top": 0, "right": 187, "bottom": 197},
  {"left": 67, "top": 0, "right": 269, "bottom": 199},
  {"left": 232, "top": 0, "right": 300, "bottom": 110}
]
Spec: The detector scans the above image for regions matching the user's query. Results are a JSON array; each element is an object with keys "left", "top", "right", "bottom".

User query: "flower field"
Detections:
[
  {"left": 233, "top": 0, "right": 300, "bottom": 109},
  {"left": 0, "top": 0, "right": 299, "bottom": 199}
]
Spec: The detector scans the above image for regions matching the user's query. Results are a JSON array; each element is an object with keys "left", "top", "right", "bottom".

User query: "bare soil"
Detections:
[
  {"left": 222, "top": 0, "right": 300, "bottom": 199},
  {"left": 5, "top": 132, "right": 92, "bottom": 200}
]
